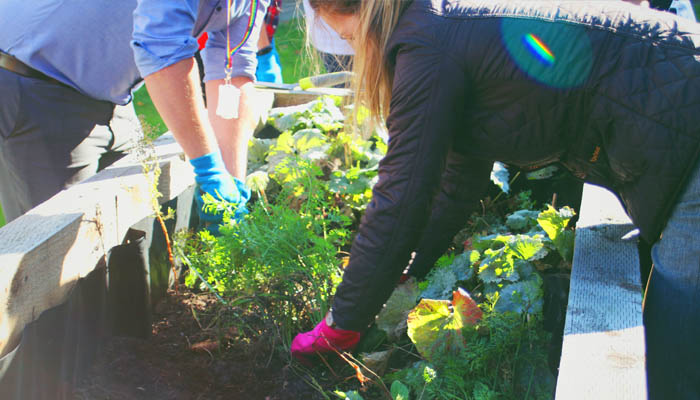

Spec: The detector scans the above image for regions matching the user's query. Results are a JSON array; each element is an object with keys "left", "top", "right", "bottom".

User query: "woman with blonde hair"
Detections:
[{"left": 290, "top": 1, "right": 700, "bottom": 397}]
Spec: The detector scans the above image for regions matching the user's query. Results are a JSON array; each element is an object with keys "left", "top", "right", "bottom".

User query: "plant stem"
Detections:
[{"left": 156, "top": 213, "right": 178, "bottom": 294}]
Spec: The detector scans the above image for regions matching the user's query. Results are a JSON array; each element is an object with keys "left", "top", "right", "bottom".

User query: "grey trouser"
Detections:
[{"left": 0, "top": 68, "right": 141, "bottom": 223}]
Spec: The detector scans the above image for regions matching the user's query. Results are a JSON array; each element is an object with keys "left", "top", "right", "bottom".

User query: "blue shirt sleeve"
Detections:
[
  {"left": 131, "top": 0, "right": 200, "bottom": 78},
  {"left": 202, "top": 0, "right": 269, "bottom": 82}
]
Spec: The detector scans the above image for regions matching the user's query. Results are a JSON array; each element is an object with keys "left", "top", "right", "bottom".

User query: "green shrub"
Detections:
[{"left": 179, "top": 159, "right": 352, "bottom": 344}]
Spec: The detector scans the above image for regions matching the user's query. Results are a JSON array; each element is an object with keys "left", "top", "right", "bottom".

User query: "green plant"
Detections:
[
  {"left": 250, "top": 96, "right": 386, "bottom": 219},
  {"left": 134, "top": 121, "right": 178, "bottom": 291},
  {"left": 0, "top": 201, "right": 5, "bottom": 228},
  {"left": 359, "top": 202, "right": 574, "bottom": 399},
  {"left": 176, "top": 94, "right": 574, "bottom": 399},
  {"left": 537, "top": 205, "right": 575, "bottom": 263},
  {"left": 515, "top": 190, "right": 537, "bottom": 210},
  {"left": 179, "top": 158, "right": 352, "bottom": 344},
  {"left": 407, "top": 288, "right": 482, "bottom": 363},
  {"left": 389, "top": 305, "right": 552, "bottom": 400}
]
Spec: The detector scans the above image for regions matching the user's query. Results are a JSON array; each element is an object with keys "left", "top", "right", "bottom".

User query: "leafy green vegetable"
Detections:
[
  {"left": 477, "top": 234, "right": 545, "bottom": 284},
  {"left": 493, "top": 275, "right": 544, "bottom": 314},
  {"left": 421, "top": 251, "right": 476, "bottom": 300},
  {"left": 267, "top": 96, "right": 345, "bottom": 134},
  {"left": 328, "top": 166, "right": 376, "bottom": 211},
  {"left": 407, "top": 288, "right": 481, "bottom": 362},
  {"left": 334, "top": 390, "right": 365, "bottom": 400},
  {"left": 505, "top": 209, "right": 541, "bottom": 231},
  {"left": 393, "top": 310, "right": 553, "bottom": 400},
  {"left": 247, "top": 138, "right": 275, "bottom": 172},
  {"left": 537, "top": 205, "right": 576, "bottom": 262},
  {"left": 376, "top": 278, "right": 421, "bottom": 341},
  {"left": 391, "top": 381, "right": 410, "bottom": 400},
  {"left": 420, "top": 268, "right": 457, "bottom": 301}
]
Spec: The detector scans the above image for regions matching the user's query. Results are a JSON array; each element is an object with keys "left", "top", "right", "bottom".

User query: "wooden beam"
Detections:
[
  {"left": 0, "top": 134, "right": 193, "bottom": 357},
  {"left": 556, "top": 184, "right": 647, "bottom": 399}
]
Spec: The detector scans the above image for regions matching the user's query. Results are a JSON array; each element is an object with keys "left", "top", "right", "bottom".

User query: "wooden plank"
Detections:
[
  {"left": 556, "top": 184, "right": 647, "bottom": 399},
  {"left": 0, "top": 133, "right": 193, "bottom": 357}
]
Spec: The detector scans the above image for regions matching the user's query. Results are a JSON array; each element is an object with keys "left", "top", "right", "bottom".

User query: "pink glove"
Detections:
[{"left": 291, "top": 316, "right": 361, "bottom": 365}]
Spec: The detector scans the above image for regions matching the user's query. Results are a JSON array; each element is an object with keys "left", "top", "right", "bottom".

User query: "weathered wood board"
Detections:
[
  {"left": 0, "top": 134, "right": 193, "bottom": 358},
  {"left": 556, "top": 184, "right": 647, "bottom": 399}
]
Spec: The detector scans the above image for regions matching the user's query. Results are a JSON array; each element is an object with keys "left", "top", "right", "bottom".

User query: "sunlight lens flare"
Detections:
[
  {"left": 522, "top": 33, "right": 555, "bottom": 66},
  {"left": 501, "top": 19, "right": 592, "bottom": 88}
]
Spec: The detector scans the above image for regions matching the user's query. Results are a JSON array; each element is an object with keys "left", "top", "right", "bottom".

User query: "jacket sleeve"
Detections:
[
  {"left": 407, "top": 152, "right": 493, "bottom": 280},
  {"left": 331, "top": 44, "right": 487, "bottom": 330}
]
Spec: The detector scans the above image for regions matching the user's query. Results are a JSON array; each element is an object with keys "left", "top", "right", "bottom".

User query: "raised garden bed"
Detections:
[
  {"left": 1, "top": 94, "right": 645, "bottom": 399},
  {"left": 74, "top": 96, "right": 580, "bottom": 400}
]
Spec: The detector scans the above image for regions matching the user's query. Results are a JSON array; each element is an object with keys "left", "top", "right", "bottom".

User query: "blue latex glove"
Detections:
[
  {"left": 256, "top": 39, "right": 283, "bottom": 83},
  {"left": 189, "top": 152, "right": 251, "bottom": 228}
]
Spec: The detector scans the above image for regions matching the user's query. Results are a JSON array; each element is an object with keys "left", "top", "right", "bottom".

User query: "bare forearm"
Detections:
[
  {"left": 205, "top": 77, "right": 258, "bottom": 180},
  {"left": 144, "top": 58, "right": 215, "bottom": 160}
]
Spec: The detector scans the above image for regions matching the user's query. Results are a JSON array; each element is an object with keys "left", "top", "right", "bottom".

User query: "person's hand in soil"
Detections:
[
  {"left": 190, "top": 151, "right": 251, "bottom": 234},
  {"left": 291, "top": 312, "right": 361, "bottom": 365}
]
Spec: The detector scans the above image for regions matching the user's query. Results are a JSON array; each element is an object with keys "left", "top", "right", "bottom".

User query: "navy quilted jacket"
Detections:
[{"left": 332, "top": 0, "right": 700, "bottom": 330}]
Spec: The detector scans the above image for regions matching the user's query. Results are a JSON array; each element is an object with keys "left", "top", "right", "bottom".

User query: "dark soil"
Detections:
[
  {"left": 73, "top": 290, "right": 326, "bottom": 400},
  {"left": 72, "top": 280, "right": 568, "bottom": 400}
]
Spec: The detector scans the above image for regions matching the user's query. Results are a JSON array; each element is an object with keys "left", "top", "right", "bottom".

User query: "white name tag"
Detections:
[{"left": 216, "top": 83, "right": 240, "bottom": 119}]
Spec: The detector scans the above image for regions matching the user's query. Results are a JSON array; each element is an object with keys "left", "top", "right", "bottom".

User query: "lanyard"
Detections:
[
  {"left": 224, "top": 0, "right": 260, "bottom": 81},
  {"left": 217, "top": 0, "right": 260, "bottom": 119}
]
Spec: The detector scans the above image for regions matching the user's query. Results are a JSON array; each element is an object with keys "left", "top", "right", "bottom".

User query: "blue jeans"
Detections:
[{"left": 645, "top": 160, "right": 700, "bottom": 399}]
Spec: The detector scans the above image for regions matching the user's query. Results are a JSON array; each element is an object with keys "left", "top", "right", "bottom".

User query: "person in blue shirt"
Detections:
[{"left": 0, "top": 0, "right": 268, "bottom": 226}]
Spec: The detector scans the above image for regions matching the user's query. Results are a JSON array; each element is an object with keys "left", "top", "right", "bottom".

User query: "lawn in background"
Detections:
[
  {"left": 0, "top": 203, "right": 4, "bottom": 227},
  {"left": 133, "top": 85, "right": 167, "bottom": 138},
  {"left": 275, "top": 18, "right": 323, "bottom": 83}
]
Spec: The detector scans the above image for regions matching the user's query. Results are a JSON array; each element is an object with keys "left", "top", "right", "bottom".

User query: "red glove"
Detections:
[{"left": 291, "top": 315, "right": 361, "bottom": 365}]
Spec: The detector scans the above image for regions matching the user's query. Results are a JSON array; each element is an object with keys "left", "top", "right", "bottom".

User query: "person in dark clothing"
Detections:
[{"left": 290, "top": 1, "right": 700, "bottom": 398}]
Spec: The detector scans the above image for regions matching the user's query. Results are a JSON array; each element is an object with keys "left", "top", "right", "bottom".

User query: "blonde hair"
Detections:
[{"left": 308, "top": 0, "right": 410, "bottom": 127}]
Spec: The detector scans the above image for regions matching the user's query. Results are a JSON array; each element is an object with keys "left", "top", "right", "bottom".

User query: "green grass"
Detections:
[
  {"left": 275, "top": 18, "right": 323, "bottom": 83},
  {"left": 0, "top": 202, "right": 5, "bottom": 227},
  {"left": 133, "top": 85, "right": 168, "bottom": 137}
]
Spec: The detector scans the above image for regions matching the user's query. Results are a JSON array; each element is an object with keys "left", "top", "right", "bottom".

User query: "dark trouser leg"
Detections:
[
  {"left": 0, "top": 69, "right": 140, "bottom": 223},
  {"left": 645, "top": 161, "right": 700, "bottom": 399}
]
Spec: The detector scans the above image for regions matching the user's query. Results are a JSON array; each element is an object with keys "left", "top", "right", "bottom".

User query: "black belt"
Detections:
[{"left": 0, "top": 51, "right": 62, "bottom": 84}]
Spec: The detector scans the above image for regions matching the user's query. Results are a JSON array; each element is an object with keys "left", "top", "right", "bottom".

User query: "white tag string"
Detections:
[{"left": 217, "top": 0, "right": 259, "bottom": 120}]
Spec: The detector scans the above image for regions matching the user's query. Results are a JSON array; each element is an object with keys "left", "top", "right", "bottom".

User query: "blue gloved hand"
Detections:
[
  {"left": 256, "top": 39, "right": 283, "bottom": 83},
  {"left": 189, "top": 152, "right": 251, "bottom": 229}
]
